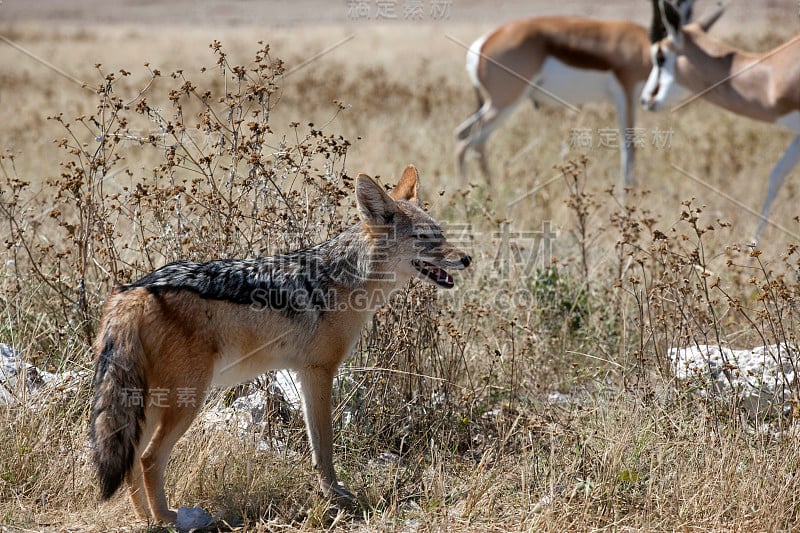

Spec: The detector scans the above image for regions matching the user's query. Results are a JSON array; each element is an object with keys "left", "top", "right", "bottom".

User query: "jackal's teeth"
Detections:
[{"left": 412, "top": 260, "right": 454, "bottom": 289}]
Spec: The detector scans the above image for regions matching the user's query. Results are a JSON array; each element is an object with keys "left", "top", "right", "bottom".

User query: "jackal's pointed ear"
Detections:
[
  {"left": 356, "top": 173, "right": 397, "bottom": 224},
  {"left": 391, "top": 164, "right": 421, "bottom": 205}
]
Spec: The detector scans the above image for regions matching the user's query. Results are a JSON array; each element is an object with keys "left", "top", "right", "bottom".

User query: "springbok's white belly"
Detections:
[
  {"left": 466, "top": 34, "right": 489, "bottom": 89},
  {"left": 777, "top": 111, "right": 800, "bottom": 134},
  {"left": 531, "top": 57, "right": 620, "bottom": 108}
]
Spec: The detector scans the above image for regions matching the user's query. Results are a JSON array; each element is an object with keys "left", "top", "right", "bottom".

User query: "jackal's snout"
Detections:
[
  {"left": 439, "top": 248, "right": 471, "bottom": 270},
  {"left": 412, "top": 242, "right": 471, "bottom": 289}
]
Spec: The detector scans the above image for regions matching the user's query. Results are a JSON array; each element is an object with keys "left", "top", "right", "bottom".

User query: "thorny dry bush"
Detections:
[
  {"left": 3, "top": 41, "right": 800, "bottom": 530},
  {"left": 557, "top": 158, "right": 800, "bottom": 424},
  {"left": 2, "top": 41, "right": 353, "bottom": 348}
]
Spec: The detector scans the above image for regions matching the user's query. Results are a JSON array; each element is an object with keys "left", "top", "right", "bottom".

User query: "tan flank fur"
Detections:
[
  {"left": 642, "top": 0, "right": 800, "bottom": 243},
  {"left": 455, "top": 0, "right": 694, "bottom": 186},
  {"left": 88, "top": 165, "right": 472, "bottom": 524}
]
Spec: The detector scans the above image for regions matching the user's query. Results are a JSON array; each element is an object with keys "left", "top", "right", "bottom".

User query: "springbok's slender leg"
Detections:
[
  {"left": 754, "top": 135, "right": 800, "bottom": 244},
  {"left": 612, "top": 80, "right": 637, "bottom": 188},
  {"left": 455, "top": 103, "right": 514, "bottom": 183}
]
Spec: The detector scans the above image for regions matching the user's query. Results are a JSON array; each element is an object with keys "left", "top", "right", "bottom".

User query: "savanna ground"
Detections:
[{"left": 2, "top": 0, "right": 800, "bottom": 531}]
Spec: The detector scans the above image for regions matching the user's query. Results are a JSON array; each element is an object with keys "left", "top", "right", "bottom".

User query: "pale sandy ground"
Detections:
[{"left": 1, "top": 0, "right": 794, "bottom": 31}]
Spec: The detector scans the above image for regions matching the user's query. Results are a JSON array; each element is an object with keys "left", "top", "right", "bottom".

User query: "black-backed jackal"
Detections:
[{"left": 88, "top": 165, "right": 471, "bottom": 524}]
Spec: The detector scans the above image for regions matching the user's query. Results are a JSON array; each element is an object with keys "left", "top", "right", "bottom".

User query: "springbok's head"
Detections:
[{"left": 641, "top": 0, "right": 726, "bottom": 111}]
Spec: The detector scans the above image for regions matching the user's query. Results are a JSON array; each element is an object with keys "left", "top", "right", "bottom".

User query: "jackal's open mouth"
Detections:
[{"left": 412, "top": 260, "right": 454, "bottom": 289}]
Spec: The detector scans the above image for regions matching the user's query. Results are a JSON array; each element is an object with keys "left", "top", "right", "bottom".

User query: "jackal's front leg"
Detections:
[{"left": 297, "top": 365, "right": 356, "bottom": 506}]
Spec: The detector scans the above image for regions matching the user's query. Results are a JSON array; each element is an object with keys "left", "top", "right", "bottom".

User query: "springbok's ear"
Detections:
[
  {"left": 697, "top": 0, "right": 727, "bottom": 33},
  {"left": 390, "top": 164, "right": 420, "bottom": 205},
  {"left": 660, "top": 0, "right": 684, "bottom": 48},
  {"left": 356, "top": 173, "right": 396, "bottom": 225},
  {"left": 649, "top": 0, "right": 667, "bottom": 42},
  {"left": 677, "top": 0, "right": 693, "bottom": 23}
]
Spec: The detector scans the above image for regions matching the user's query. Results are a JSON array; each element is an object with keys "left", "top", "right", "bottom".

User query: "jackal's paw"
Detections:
[
  {"left": 154, "top": 508, "right": 178, "bottom": 525},
  {"left": 326, "top": 481, "right": 358, "bottom": 509}
]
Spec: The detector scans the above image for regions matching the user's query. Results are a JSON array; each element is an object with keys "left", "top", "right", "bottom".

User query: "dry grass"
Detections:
[{"left": 2, "top": 10, "right": 800, "bottom": 532}]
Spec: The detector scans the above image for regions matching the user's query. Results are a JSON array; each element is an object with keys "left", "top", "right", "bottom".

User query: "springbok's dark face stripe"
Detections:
[
  {"left": 651, "top": 43, "right": 665, "bottom": 100},
  {"left": 655, "top": 44, "right": 666, "bottom": 68}
]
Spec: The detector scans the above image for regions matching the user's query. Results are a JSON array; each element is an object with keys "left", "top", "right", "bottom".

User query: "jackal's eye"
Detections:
[{"left": 415, "top": 231, "right": 442, "bottom": 241}]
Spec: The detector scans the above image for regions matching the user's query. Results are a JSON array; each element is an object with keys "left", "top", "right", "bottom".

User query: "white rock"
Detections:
[
  {"left": 369, "top": 451, "right": 401, "bottom": 467},
  {"left": 1, "top": 344, "right": 47, "bottom": 404},
  {"left": 669, "top": 344, "right": 797, "bottom": 418},
  {"left": 273, "top": 369, "right": 301, "bottom": 409},
  {"left": 0, "top": 344, "right": 89, "bottom": 406}
]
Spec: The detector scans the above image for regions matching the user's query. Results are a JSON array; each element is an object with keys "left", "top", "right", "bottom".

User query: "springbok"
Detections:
[
  {"left": 454, "top": 0, "right": 695, "bottom": 186},
  {"left": 642, "top": 0, "right": 800, "bottom": 243}
]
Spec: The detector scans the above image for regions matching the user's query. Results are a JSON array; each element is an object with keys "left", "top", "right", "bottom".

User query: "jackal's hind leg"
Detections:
[
  {"left": 140, "top": 405, "right": 202, "bottom": 524},
  {"left": 126, "top": 459, "right": 151, "bottom": 520},
  {"left": 125, "top": 407, "right": 158, "bottom": 520}
]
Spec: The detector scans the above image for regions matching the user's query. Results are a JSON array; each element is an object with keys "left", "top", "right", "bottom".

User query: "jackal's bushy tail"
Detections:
[{"left": 88, "top": 296, "right": 147, "bottom": 500}]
